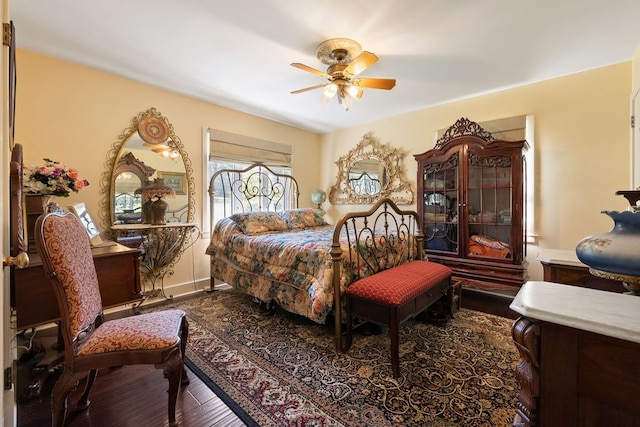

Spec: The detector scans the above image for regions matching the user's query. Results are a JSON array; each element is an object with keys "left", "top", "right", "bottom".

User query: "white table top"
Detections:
[
  {"left": 510, "top": 281, "right": 640, "bottom": 344},
  {"left": 536, "top": 248, "right": 585, "bottom": 268}
]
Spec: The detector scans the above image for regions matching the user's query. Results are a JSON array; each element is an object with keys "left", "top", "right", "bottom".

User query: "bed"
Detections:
[{"left": 206, "top": 163, "right": 425, "bottom": 352}]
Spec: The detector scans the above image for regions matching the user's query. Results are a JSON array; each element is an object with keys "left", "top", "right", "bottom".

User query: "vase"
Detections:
[
  {"left": 141, "top": 199, "right": 153, "bottom": 224},
  {"left": 575, "top": 210, "right": 640, "bottom": 294},
  {"left": 150, "top": 198, "right": 168, "bottom": 225},
  {"left": 25, "top": 194, "right": 53, "bottom": 253}
]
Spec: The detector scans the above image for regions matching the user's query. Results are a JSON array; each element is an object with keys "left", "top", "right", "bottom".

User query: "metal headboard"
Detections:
[{"left": 208, "top": 162, "right": 300, "bottom": 231}]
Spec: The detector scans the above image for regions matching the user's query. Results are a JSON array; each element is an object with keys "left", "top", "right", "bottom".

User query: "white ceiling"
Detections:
[{"left": 11, "top": 0, "right": 640, "bottom": 134}]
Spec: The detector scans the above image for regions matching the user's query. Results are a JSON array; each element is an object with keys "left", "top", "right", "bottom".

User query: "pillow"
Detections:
[
  {"left": 228, "top": 211, "right": 288, "bottom": 234},
  {"left": 280, "top": 208, "right": 328, "bottom": 229}
]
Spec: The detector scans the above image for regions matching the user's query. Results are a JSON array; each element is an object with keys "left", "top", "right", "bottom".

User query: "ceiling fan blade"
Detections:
[
  {"left": 291, "top": 83, "right": 327, "bottom": 94},
  {"left": 344, "top": 51, "right": 378, "bottom": 77},
  {"left": 290, "top": 63, "right": 330, "bottom": 78},
  {"left": 353, "top": 77, "right": 396, "bottom": 90}
]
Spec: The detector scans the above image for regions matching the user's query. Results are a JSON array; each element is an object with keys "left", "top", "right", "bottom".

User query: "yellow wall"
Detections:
[
  {"left": 321, "top": 63, "right": 631, "bottom": 280},
  {"left": 16, "top": 48, "right": 632, "bottom": 287},
  {"left": 633, "top": 43, "right": 640, "bottom": 93},
  {"left": 15, "top": 49, "right": 321, "bottom": 291}
]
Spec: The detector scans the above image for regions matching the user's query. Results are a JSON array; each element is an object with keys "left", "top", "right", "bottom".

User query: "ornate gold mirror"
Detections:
[
  {"left": 101, "top": 107, "right": 195, "bottom": 230},
  {"left": 329, "top": 132, "right": 413, "bottom": 204}
]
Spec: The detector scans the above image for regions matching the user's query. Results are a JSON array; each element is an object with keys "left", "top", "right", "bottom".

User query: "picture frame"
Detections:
[
  {"left": 68, "top": 202, "right": 103, "bottom": 246},
  {"left": 158, "top": 171, "right": 187, "bottom": 195}
]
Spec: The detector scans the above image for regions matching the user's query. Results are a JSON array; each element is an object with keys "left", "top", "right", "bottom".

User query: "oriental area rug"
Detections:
[{"left": 149, "top": 289, "right": 520, "bottom": 427}]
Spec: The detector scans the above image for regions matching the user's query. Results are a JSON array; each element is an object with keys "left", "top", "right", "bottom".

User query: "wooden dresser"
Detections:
[
  {"left": 13, "top": 241, "right": 143, "bottom": 330},
  {"left": 537, "top": 249, "right": 623, "bottom": 293},
  {"left": 510, "top": 282, "right": 640, "bottom": 426}
]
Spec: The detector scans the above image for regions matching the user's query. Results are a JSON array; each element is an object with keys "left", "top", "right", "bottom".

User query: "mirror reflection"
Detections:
[
  {"left": 112, "top": 137, "right": 189, "bottom": 224},
  {"left": 348, "top": 158, "right": 387, "bottom": 196},
  {"left": 114, "top": 174, "right": 143, "bottom": 222}
]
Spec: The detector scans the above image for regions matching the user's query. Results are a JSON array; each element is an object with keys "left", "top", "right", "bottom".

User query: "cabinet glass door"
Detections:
[
  {"left": 422, "top": 152, "right": 459, "bottom": 253},
  {"left": 466, "top": 152, "right": 512, "bottom": 260}
]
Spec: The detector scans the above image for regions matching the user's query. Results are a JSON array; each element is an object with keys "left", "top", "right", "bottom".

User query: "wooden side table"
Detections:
[
  {"left": 510, "top": 282, "right": 640, "bottom": 426},
  {"left": 13, "top": 241, "right": 143, "bottom": 330},
  {"left": 537, "top": 249, "right": 623, "bottom": 293}
]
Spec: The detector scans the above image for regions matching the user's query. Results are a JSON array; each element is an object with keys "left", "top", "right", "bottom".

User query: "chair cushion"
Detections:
[
  {"left": 77, "top": 309, "right": 185, "bottom": 356},
  {"left": 346, "top": 261, "right": 452, "bottom": 306}
]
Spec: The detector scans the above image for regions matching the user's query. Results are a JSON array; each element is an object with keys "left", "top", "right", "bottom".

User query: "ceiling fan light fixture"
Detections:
[
  {"left": 323, "top": 83, "right": 338, "bottom": 98},
  {"left": 291, "top": 38, "right": 394, "bottom": 111},
  {"left": 341, "top": 93, "right": 353, "bottom": 111},
  {"left": 347, "top": 84, "right": 363, "bottom": 99}
]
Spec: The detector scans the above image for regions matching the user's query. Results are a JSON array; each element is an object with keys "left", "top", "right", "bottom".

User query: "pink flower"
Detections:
[
  {"left": 23, "top": 158, "right": 89, "bottom": 197},
  {"left": 38, "top": 165, "right": 53, "bottom": 175}
]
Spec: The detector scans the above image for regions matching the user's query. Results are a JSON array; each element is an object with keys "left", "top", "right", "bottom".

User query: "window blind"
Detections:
[{"left": 209, "top": 129, "right": 292, "bottom": 165}]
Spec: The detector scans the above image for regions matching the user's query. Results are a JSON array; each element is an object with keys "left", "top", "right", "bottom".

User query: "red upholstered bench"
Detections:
[{"left": 345, "top": 260, "right": 453, "bottom": 378}]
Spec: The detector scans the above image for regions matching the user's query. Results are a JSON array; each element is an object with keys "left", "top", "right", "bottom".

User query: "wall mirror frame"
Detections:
[
  {"left": 328, "top": 131, "right": 413, "bottom": 204},
  {"left": 100, "top": 107, "right": 195, "bottom": 233}
]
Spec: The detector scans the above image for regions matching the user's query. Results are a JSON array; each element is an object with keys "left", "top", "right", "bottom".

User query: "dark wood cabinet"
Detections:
[
  {"left": 537, "top": 249, "right": 624, "bottom": 293},
  {"left": 13, "top": 242, "right": 143, "bottom": 330},
  {"left": 511, "top": 282, "right": 640, "bottom": 426},
  {"left": 414, "top": 118, "right": 529, "bottom": 291},
  {"left": 513, "top": 316, "right": 640, "bottom": 426}
]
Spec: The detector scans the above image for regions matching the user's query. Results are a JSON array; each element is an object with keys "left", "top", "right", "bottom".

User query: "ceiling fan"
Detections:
[{"left": 291, "top": 38, "right": 396, "bottom": 110}]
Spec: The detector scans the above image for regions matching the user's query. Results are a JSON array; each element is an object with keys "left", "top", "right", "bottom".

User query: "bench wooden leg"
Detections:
[
  {"left": 344, "top": 300, "right": 354, "bottom": 353},
  {"left": 390, "top": 309, "right": 400, "bottom": 378}
]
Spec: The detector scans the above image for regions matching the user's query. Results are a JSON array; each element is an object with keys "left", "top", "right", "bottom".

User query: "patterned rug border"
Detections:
[{"left": 184, "top": 356, "right": 259, "bottom": 427}]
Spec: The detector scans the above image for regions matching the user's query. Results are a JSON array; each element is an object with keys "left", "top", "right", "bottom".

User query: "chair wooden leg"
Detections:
[
  {"left": 51, "top": 369, "right": 83, "bottom": 427},
  {"left": 164, "top": 348, "right": 183, "bottom": 427},
  {"left": 389, "top": 310, "right": 400, "bottom": 378},
  {"left": 75, "top": 369, "right": 98, "bottom": 411},
  {"left": 179, "top": 317, "right": 190, "bottom": 385}
]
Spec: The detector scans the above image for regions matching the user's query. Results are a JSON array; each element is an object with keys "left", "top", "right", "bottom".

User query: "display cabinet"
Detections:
[{"left": 414, "top": 118, "right": 529, "bottom": 291}]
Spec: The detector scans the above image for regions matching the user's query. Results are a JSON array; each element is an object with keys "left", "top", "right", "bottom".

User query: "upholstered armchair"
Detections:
[{"left": 34, "top": 205, "right": 189, "bottom": 427}]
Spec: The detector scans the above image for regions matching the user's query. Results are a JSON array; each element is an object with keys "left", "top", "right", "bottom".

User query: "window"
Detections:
[{"left": 202, "top": 129, "right": 293, "bottom": 233}]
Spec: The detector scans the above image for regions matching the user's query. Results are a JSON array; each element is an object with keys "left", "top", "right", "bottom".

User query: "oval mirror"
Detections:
[{"left": 101, "top": 107, "right": 194, "bottom": 231}]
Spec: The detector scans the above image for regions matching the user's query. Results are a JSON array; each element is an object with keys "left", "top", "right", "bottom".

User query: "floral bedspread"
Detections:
[
  {"left": 206, "top": 218, "right": 341, "bottom": 324},
  {"left": 206, "top": 208, "right": 415, "bottom": 324}
]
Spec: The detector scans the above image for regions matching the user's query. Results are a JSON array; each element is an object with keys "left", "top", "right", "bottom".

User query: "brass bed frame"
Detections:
[{"left": 208, "top": 163, "right": 424, "bottom": 352}]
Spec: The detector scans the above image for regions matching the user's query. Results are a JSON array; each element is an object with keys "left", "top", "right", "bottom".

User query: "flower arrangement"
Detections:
[{"left": 23, "top": 158, "right": 90, "bottom": 197}]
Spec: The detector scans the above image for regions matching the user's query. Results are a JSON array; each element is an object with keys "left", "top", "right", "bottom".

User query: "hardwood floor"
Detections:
[
  {"left": 461, "top": 287, "right": 519, "bottom": 319},
  {"left": 15, "top": 310, "right": 248, "bottom": 427},
  {"left": 17, "top": 358, "right": 248, "bottom": 427}
]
